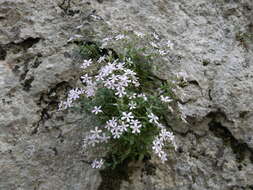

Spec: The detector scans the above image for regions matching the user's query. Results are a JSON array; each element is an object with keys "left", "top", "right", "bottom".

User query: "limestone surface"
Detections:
[{"left": 0, "top": 0, "right": 252, "bottom": 189}]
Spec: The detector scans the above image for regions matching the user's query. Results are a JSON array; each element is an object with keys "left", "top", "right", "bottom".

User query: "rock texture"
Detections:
[{"left": 0, "top": 0, "right": 253, "bottom": 189}]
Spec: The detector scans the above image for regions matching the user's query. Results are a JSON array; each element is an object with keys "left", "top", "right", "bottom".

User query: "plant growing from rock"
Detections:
[{"left": 59, "top": 31, "right": 186, "bottom": 169}]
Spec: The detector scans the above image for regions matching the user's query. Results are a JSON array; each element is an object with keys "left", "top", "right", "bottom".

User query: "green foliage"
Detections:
[
  {"left": 75, "top": 32, "right": 178, "bottom": 169},
  {"left": 79, "top": 42, "right": 102, "bottom": 60}
]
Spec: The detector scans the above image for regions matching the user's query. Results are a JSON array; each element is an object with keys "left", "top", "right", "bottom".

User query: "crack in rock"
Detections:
[{"left": 208, "top": 113, "right": 253, "bottom": 163}]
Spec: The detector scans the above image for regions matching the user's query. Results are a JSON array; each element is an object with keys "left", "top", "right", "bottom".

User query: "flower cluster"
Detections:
[
  {"left": 149, "top": 118, "right": 177, "bottom": 163},
  {"left": 91, "top": 159, "right": 104, "bottom": 169},
  {"left": 58, "top": 88, "right": 84, "bottom": 110},
  {"left": 59, "top": 32, "right": 188, "bottom": 169}
]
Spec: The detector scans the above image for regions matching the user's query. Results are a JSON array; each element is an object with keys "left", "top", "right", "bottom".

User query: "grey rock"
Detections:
[{"left": 0, "top": 0, "right": 253, "bottom": 189}]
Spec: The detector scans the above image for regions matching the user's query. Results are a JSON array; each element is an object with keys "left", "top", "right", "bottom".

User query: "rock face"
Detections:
[{"left": 0, "top": 0, "right": 252, "bottom": 189}]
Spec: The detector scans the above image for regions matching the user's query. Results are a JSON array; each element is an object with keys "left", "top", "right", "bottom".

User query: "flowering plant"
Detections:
[{"left": 59, "top": 31, "right": 185, "bottom": 169}]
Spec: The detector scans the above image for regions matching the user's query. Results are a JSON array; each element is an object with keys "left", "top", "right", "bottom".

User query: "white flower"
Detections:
[
  {"left": 90, "top": 15, "right": 100, "bottom": 20},
  {"left": 178, "top": 102, "right": 184, "bottom": 112},
  {"left": 105, "top": 119, "right": 124, "bottom": 139},
  {"left": 134, "top": 31, "right": 145, "bottom": 38},
  {"left": 128, "top": 93, "right": 137, "bottom": 100},
  {"left": 153, "top": 32, "right": 159, "bottom": 40},
  {"left": 116, "top": 62, "right": 125, "bottom": 70},
  {"left": 102, "top": 37, "right": 112, "bottom": 42},
  {"left": 126, "top": 57, "right": 133, "bottom": 64},
  {"left": 161, "top": 95, "right": 173, "bottom": 103},
  {"left": 119, "top": 122, "right": 129, "bottom": 132},
  {"left": 95, "top": 73, "right": 104, "bottom": 81},
  {"left": 79, "top": 88, "right": 85, "bottom": 94},
  {"left": 68, "top": 88, "right": 81, "bottom": 101},
  {"left": 158, "top": 50, "right": 168, "bottom": 56},
  {"left": 85, "top": 82, "right": 97, "bottom": 97},
  {"left": 176, "top": 71, "right": 188, "bottom": 82},
  {"left": 109, "top": 74, "right": 119, "bottom": 82},
  {"left": 99, "top": 62, "right": 116, "bottom": 77},
  {"left": 81, "top": 74, "right": 92, "bottom": 83},
  {"left": 65, "top": 99, "right": 73, "bottom": 108},
  {"left": 67, "top": 34, "right": 83, "bottom": 42},
  {"left": 121, "top": 112, "right": 134, "bottom": 123},
  {"left": 124, "top": 69, "right": 137, "bottom": 77},
  {"left": 160, "top": 151, "right": 168, "bottom": 163},
  {"left": 111, "top": 127, "right": 123, "bottom": 139},
  {"left": 147, "top": 112, "right": 159, "bottom": 123},
  {"left": 91, "top": 159, "right": 104, "bottom": 169},
  {"left": 130, "top": 119, "right": 142, "bottom": 134},
  {"left": 150, "top": 42, "right": 159, "bottom": 48},
  {"left": 76, "top": 24, "right": 83, "bottom": 29},
  {"left": 159, "top": 129, "right": 174, "bottom": 141},
  {"left": 129, "top": 101, "right": 137, "bottom": 110},
  {"left": 152, "top": 138, "right": 162, "bottom": 153},
  {"left": 118, "top": 75, "right": 131, "bottom": 87},
  {"left": 152, "top": 136, "right": 168, "bottom": 162},
  {"left": 105, "top": 117, "right": 118, "bottom": 130},
  {"left": 104, "top": 79, "right": 115, "bottom": 90},
  {"left": 101, "top": 42, "right": 108, "bottom": 48},
  {"left": 67, "top": 37, "right": 74, "bottom": 42},
  {"left": 156, "top": 122, "right": 165, "bottom": 129},
  {"left": 167, "top": 40, "right": 174, "bottom": 49},
  {"left": 115, "top": 34, "right": 126, "bottom": 40},
  {"left": 138, "top": 93, "right": 147, "bottom": 101},
  {"left": 168, "top": 106, "right": 174, "bottom": 112},
  {"left": 82, "top": 136, "right": 89, "bottom": 148},
  {"left": 112, "top": 131, "right": 121, "bottom": 138},
  {"left": 58, "top": 101, "right": 65, "bottom": 110},
  {"left": 100, "top": 133, "right": 110, "bottom": 143},
  {"left": 74, "top": 34, "right": 83, "bottom": 38},
  {"left": 98, "top": 56, "right": 106, "bottom": 63},
  {"left": 81, "top": 59, "right": 92, "bottom": 69},
  {"left": 132, "top": 79, "right": 140, "bottom": 87},
  {"left": 181, "top": 113, "right": 188, "bottom": 123},
  {"left": 156, "top": 129, "right": 177, "bottom": 151},
  {"left": 90, "top": 127, "right": 102, "bottom": 138},
  {"left": 172, "top": 141, "right": 178, "bottom": 151},
  {"left": 92, "top": 106, "right": 102, "bottom": 115},
  {"left": 115, "top": 86, "right": 126, "bottom": 97},
  {"left": 88, "top": 135, "right": 99, "bottom": 147}
]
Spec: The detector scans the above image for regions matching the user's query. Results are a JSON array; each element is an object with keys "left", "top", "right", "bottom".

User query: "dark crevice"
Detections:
[
  {"left": 31, "top": 53, "right": 43, "bottom": 68},
  {"left": 18, "top": 54, "right": 43, "bottom": 88},
  {"left": 98, "top": 155, "right": 152, "bottom": 190},
  {"left": 239, "top": 111, "right": 250, "bottom": 119},
  {"left": 229, "top": 185, "right": 253, "bottom": 190},
  {"left": 208, "top": 115, "right": 253, "bottom": 163},
  {"left": 208, "top": 89, "right": 212, "bottom": 100},
  {"left": 188, "top": 80, "right": 200, "bottom": 87},
  {"left": 5, "top": 37, "right": 41, "bottom": 53},
  {"left": 98, "top": 158, "right": 132, "bottom": 190},
  {"left": 19, "top": 62, "right": 29, "bottom": 81},
  {"left": 22, "top": 76, "right": 34, "bottom": 91},
  {"left": 76, "top": 41, "right": 119, "bottom": 63},
  {"left": 0, "top": 15, "right": 5, "bottom": 21},
  {"left": 0, "top": 45, "right": 7, "bottom": 60},
  {"left": 5, "top": 37, "right": 41, "bottom": 51},
  {"left": 49, "top": 147, "right": 58, "bottom": 156},
  {"left": 142, "top": 160, "right": 156, "bottom": 176},
  {"left": 58, "top": 0, "right": 80, "bottom": 16},
  {"left": 31, "top": 108, "right": 50, "bottom": 135},
  {"left": 16, "top": 37, "right": 41, "bottom": 50},
  {"left": 1, "top": 37, "right": 41, "bottom": 82},
  {"left": 32, "top": 82, "right": 71, "bottom": 135}
]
